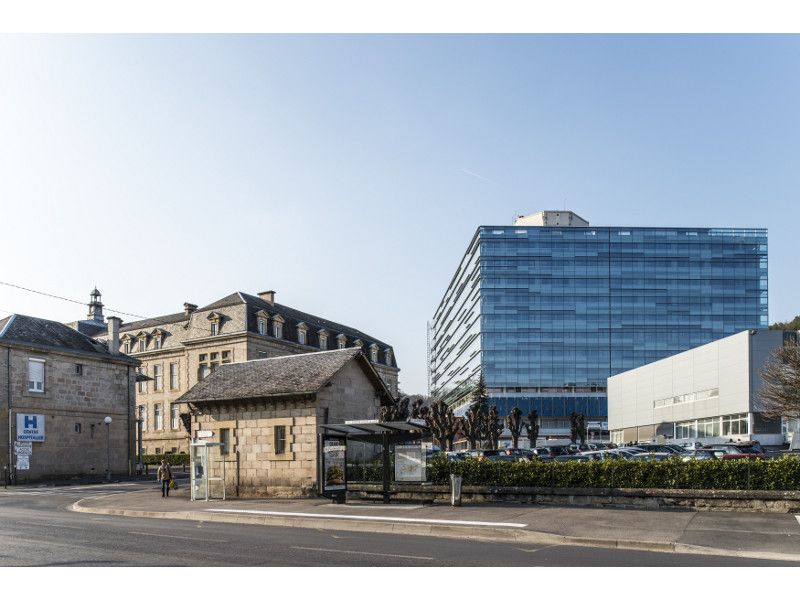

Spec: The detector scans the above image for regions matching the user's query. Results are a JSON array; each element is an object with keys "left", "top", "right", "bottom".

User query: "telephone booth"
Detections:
[{"left": 190, "top": 440, "right": 227, "bottom": 501}]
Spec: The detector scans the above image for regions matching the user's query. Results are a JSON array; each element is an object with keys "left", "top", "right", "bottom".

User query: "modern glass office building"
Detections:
[{"left": 429, "top": 211, "right": 768, "bottom": 440}]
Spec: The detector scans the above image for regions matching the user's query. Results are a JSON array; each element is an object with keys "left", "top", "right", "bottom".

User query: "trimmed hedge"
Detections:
[
  {"left": 427, "top": 455, "right": 800, "bottom": 491},
  {"left": 139, "top": 453, "right": 190, "bottom": 466}
]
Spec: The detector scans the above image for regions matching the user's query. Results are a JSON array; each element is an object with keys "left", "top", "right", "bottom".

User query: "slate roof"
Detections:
[
  {"left": 203, "top": 292, "right": 397, "bottom": 368},
  {"left": 0, "top": 314, "right": 138, "bottom": 364},
  {"left": 84, "top": 290, "right": 398, "bottom": 368},
  {"left": 177, "top": 347, "right": 392, "bottom": 405},
  {"left": 117, "top": 312, "right": 188, "bottom": 334}
]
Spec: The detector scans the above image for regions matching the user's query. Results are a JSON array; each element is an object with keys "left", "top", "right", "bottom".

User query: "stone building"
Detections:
[
  {"left": 178, "top": 347, "right": 392, "bottom": 497},
  {"left": 0, "top": 312, "right": 139, "bottom": 483},
  {"left": 82, "top": 289, "right": 399, "bottom": 457}
]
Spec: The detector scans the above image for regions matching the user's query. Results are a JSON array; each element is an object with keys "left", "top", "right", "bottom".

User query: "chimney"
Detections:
[
  {"left": 107, "top": 316, "right": 122, "bottom": 355},
  {"left": 183, "top": 302, "right": 198, "bottom": 316},
  {"left": 258, "top": 290, "right": 275, "bottom": 305}
]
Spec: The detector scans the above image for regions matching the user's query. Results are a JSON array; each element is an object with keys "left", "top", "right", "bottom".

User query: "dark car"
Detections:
[{"left": 554, "top": 454, "right": 591, "bottom": 462}]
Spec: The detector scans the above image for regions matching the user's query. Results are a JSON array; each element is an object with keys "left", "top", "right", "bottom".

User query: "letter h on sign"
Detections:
[{"left": 24, "top": 416, "right": 37, "bottom": 429}]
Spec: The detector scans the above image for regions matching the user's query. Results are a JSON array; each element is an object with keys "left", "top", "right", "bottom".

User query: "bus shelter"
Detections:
[
  {"left": 190, "top": 440, "right": 227, "bottom": 501},
  {"left": 317, "top": 419, "right": 432, "bottom": 504}
]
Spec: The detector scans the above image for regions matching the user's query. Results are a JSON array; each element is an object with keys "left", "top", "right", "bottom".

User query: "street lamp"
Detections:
[{"left": 104, "top": 416, "right": 112, "bottom": 482}]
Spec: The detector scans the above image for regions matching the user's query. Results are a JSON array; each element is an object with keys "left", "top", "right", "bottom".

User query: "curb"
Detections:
[{"left": 69, "top": 498, "right": 800, "bottom": 563}]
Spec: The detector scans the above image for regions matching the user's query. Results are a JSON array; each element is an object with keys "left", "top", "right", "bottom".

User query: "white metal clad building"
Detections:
[{"left": 608, "top": 329, "right": 795, "bottom": 446}]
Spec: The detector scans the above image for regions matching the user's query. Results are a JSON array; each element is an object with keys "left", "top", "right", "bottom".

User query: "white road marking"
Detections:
[
  {"left": 290, "top": 546, "right": 433, "bottom": 560},
  {"left": 128, "top": 531, "right": 228, "bottom": 543},
  {"left": 17, "top": 521, "right": 84, "bottom": 530},
  {"left": 206, "top": 509, "right": 527, "bottom": 528},
  {"left": 795, "top": 516, "right": 800, "bottom": 527}
]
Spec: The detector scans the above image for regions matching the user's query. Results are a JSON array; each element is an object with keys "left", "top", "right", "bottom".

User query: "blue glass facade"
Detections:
[{"left": 430, "top": 223, "right": 768, "bottom": 429}]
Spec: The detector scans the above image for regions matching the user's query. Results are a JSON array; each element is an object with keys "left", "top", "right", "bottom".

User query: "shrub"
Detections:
[
  {"left": 139, "top": 453, "right": 189, "bottom": 466},
  {"left": 427, "top": 455, "right": 800, "bottom": 491}
]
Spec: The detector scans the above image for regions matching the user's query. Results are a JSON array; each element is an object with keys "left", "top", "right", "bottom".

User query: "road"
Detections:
[{"left": 0, "top": 481, "right": 795, "bottom": 566}]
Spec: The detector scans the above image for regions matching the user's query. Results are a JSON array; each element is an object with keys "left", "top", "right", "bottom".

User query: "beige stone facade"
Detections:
[
  {"left": 0, "top": 318, "right": 138, "bottom": 483},
  {"left": 89, "top": 290, "right": 399, "bottom": 458},
  {"left": 185, "top": 353, "right": 388, "bottom": 497}
]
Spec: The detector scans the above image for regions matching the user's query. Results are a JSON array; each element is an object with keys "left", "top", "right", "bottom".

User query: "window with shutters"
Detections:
[{"left": 28, "top": 358, "right": 45, "bottom": 392}]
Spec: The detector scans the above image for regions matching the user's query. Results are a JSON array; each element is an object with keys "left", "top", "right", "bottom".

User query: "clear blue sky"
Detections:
[{"left": 1, "top": 35, "right": 798, "bottom": 394}]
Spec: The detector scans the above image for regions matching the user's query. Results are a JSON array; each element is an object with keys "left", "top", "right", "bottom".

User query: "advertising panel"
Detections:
[
  {"left": 395, "top": 444, "right": 425, "bottom": 482},
  {"left": 323, "top": 442, "right": 346, "bottom": 491},
  {"left": 16, "top": 414, "right": 45, "bottom": 442}
]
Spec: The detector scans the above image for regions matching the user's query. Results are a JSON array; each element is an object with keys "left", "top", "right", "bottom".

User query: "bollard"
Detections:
[{"left": 450, "top": 474, "right": 463, "bottom": 507}]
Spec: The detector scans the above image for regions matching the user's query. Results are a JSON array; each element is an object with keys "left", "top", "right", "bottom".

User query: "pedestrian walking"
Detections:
[{"left": 157, "top": 459, "right": 173, "bottom": 498}]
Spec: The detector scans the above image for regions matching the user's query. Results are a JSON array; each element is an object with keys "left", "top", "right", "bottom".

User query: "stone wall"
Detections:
[
  {"left": 0, "top": 346, "right": 135, "bottom": 482},
  {"left": 191, "top": 397, "right": 318, "bottom": 497},
  {"left": 348, "top": 483, "right": 800, "bottom": 513}
]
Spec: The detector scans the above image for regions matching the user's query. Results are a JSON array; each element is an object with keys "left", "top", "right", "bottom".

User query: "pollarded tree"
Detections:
[
  {"left": 506, "top": 407, "right": 524, "bottom": 449},
  {"left": 410, "top": 398, "right": 425, "bottom": 419},
  {"left": 462, "top": 404, "right": 482, "bottom": 450},
  {"left": 380, "top": 395, "right": 410, "bottom": 422},
  {"left": 758, "top": 340, "right": 800, "bottom": 447},
  {"left": 426, "top": 400, "right": 460, "bottom": 451},
  {"left": 487, "top": 405, "right": 503, "bottom": 450},
  {"left": 526, "top": 409, "right": 540, "bottom": 449}
]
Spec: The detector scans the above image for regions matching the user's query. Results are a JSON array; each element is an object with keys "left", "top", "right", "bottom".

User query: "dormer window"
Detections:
[
  {"left": 256, "top": 309, "right": 270, "bottom": 336},
  {"left": 207, "top": 312, "right": 222, "bottom": 336},
  {"left": 369, "top": 343, "right": 379, "bottom": 362},
  {"left": 272, "top": 315, "right": 284, "bottom": 339},
  {"left": 137, "top": 334, "right": 147, "bottom": 352},
  {"left": 297, "top": 322, "right": 308, "bottom": 345},
  {"left": 318, "top": 329, "right": 328, "bottom": 350},
  {"left": 151, "top": 329, "right": 163, "bottom": 350},
  {"left": 353, "top": 339, "right": 363, "bottom": 350},
  {"left": 384, "top": 348, "right": 393, "bottom": 366},
  {"left": 336, "top": 334, "right": 347, "bottom": 349}
]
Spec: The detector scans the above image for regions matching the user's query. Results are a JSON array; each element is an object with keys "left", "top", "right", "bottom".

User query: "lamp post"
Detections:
[{"left": 104, "top": 416, "right": 112, "bottom": 482}]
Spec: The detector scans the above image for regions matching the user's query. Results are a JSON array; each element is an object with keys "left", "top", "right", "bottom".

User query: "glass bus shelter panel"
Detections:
[{"left": 191, "top": 443, "right": 208, "bottom": 502}]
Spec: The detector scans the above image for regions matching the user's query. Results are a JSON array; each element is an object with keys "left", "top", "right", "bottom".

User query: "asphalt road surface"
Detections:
[{"left": 0, "top": 481, "right": 795, "bottom": 567}]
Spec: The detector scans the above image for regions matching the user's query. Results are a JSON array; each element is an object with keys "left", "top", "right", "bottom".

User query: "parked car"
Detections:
[
  {"left": 535, "top": 445, "right": 572, "bottom": 460},
  {"left": 607, "top": 448, "right": 645, "bottom": 459},
  {"left": 627, "top": 452, "right": 674, "bottom": 462},
  {"left": 635, "top": 443, "right": 685, "bottom": 455},
  {"left": 578, "top": 450, "right": 626, "bottom": 461},
  {"left": 704, "top": 443, "right": 765, "bottom": 460},
  {"left": 554, "top": 454, "right": 591, "bottom": 462},
  {"left": 680, "top": 449, "right": 716, "bottom": 461}
]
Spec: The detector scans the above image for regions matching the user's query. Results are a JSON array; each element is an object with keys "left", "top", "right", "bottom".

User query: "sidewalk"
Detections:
[{"left": 71, "top": 487, "right": 800, "bottom": 562}]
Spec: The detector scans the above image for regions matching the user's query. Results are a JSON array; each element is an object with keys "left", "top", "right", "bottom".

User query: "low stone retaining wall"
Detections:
[{"left": 347, "top": 483, "right": 800, "bottom": 512}]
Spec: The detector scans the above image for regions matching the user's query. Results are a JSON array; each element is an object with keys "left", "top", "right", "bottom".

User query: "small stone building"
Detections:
[
  {"left": 178, "top": 347, "right": 393, "bottom": 497},
  {"left": 0, "top": 313, "right": 139, "bottom": 483}
]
